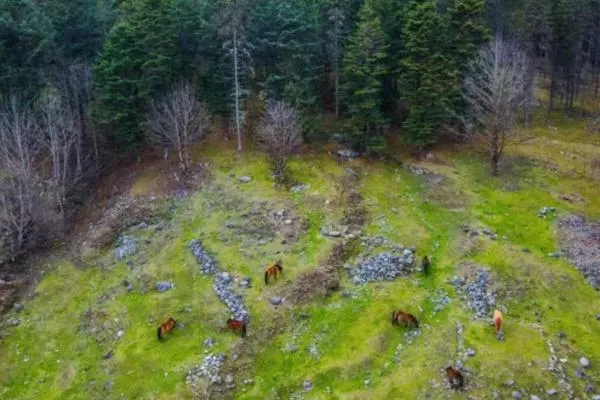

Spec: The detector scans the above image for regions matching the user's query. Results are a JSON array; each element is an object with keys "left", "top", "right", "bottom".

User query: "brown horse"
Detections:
[
  {"left": 264, "top": 261, "right": 283, "bottom": 285},
  {"left": 391, "top": 310, "right": 419, "bottom": 329},
  {"left": 227, "top": 318, "right": 247, "bottom": 337},
  {"left": 493, "top": 309, "right": 503, "bottom": 338},
  {"left": 446, "top": 366, "right": 464, "bottom": 390},
  {"left": 422, "top": 256, "right": 430, "bottom": 274},
  {"left": 157, "top": 317, "right": 177, "bottom": 341}
]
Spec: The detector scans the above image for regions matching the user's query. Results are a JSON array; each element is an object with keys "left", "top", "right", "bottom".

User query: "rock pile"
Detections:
[
  {"left": 189, "top": 240, "right": 249, "bottom": 321},
  {"left": 186, "top": 354, "right": 226, "bottom": 387},
  {"left": 114, "top": 236, "right": 139, "bottom": 260},
  {"left": 350, "top": 250, "right": 416, "bottom": 285},
  {"left": 538, "top": 207, "right": 557, "bottom": 218},
  {"left": 558, "top": 215, "right": 600, "bottom": 289},
  {"left": 451, "top": 268, "right": 496, "bottom": 319},
  {"left": 189, "top": 240, "right": 219, "bottom": 275}
]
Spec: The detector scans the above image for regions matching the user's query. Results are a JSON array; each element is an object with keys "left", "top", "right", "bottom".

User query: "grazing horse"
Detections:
[
  {"left": 157, "top": 317, "right": 177, "bottom": 341},
  {"left": 227, "top": 319, "right": 247, "bottom": 338},
  {"left": 422, "top": 256, "right": 430, "bottom": 274},
  {"left": 391, "top": 310, "right": 419, "bottom": 329},
  {"left": 446, "top": 366, "right": 464, "bottom": 390},
  {"left": 264, "top": 261, "right": 283, "bottom": 285},
  {"left": 493, "top": 309, "right": 503, "bottom": 337}
]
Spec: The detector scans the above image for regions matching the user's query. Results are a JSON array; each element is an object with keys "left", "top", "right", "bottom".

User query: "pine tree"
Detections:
[
  {"left": 447, "top": 0, "right": 489, "bottom": 76},
  {"left": 400, "top": 0, "right": 454, "bottom": 147},
  {"left": 341, "top": 0, "right": 389, "bottom": 151},
  {"left": 92, "top": 0, "right": 180, "bottom": 148},
  {"left": 250, "top": 0, "right": 321, "bottom": 113}
]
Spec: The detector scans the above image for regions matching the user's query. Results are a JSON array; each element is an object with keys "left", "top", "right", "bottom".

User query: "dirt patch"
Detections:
[
  {"left": 78, "top": 197, "right": 171, "bottom": 260},
  {"left": 406, "top": 164, "right": 468, "bottom": 210},
  {"left": 558, "top": 215, "right": 600, "bottom": 289}
]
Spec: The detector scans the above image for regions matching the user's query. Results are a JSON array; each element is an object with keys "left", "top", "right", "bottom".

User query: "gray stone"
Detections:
[
  {"left": 504, "top": 381, "right": 515, "bottom": 387},
  {"left": 290, "top": 185, "right": 309, "bottom": 193},
  {"left": 269, "top": 297, "right": 283, "bottom": 306},
  {"left": 225, "top": 374, "right": 234, "bottom": 385},
  {"left": 512, "top": 391, "right": 523, "bottom": 399},
  {"left": 156, "top": 281, "right": 175, "bottom": 292},
  {"left": 596, "top": 314, "right": 600, "bottom": 321},
  {"left": 337, "top": 149, "right": 360, "bottom": 159},
  {"left": 303, "top": 380, "right": 313, "bottom": 392},
  {"left": 13, "top": 303, "right": 24, "bottom": 312},
  {"left": 580, "top": 357, "right": 591, "bottom": 368},
  {"left": 575, "top": 367, "right": 585, "bottom": 378},
  {"left": 592, "top": 395, "right": 600, "bottom": 400},
  {"left": 123, "top": 280, "right": 134, "bottom": 292},
  {"left": 466, "top": 348, "right": 476, "bottom": 357},
  {"left": 322, "top": 229, "right": 342, "bottom": 238},
  {"left": 546, "top": 389, "right": 558, "bottom": 396},
  {"left": 204, "top": 337, "right": 215, "bottom": 348},
  {"left": 8, "top": 318, "right": 20, "bottom": 327},
  {"left": 238, "top": 176, "right": 252, "bottom": 183},
  {"left": 531, "top": 396, "right": 541, "bottom": 400},
  {"left": 103, "top": 350, "right": 114, "bottom": 360}
]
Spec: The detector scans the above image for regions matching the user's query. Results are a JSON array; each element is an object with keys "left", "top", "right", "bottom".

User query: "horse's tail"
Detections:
[
  {"left": 241, "top": 323, "right": 247, "bottom": 338},
  {"left": 157, "top": 326, "right": 163, "bottom": 341},
  {"left": 264, "top": 270, "right": 269, "bottom": 285}
]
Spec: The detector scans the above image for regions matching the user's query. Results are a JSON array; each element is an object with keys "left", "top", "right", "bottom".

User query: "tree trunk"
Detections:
[{"left": 233, "top": 27, "right": 243, "bottom": 152}]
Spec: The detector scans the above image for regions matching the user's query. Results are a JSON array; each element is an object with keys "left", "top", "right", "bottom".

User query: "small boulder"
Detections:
[
  {"left": 13, "top": 303, "right": 24, "bottom": 313},
  {"left": 8, "top": 318, "right": 20, "bottom": 327},
  {"left": 547, "top": 389, "right": 558, "bottom": 396},
  {"left": 238, "top": 176, "right": 252, "bottom": 184},
  {"left": 123, "top": 280, "right": 134, "bottom": 292},
  {"left": 337, "top": 149, "right": 359, "bottom": 159},
  {"left": 512, "top": 391, "right": 523, "bottom": 399},
  {"left": 156, "top": 281, "right": 175, "bottom": 292},
  {"left": 466, "top": 348, "right": 476, "bottom": 357},
  {"left": 303, "top": 380, "right": 313, "bottom": 392},
  {"left": 580, "top": 357, "right": 591, "bottom": 369},
  {"left": 269, "top": 297, "right": 283, "bottom": 306},
  {"left": 103, "top": 350, "right": 114, "bottom": 360}
]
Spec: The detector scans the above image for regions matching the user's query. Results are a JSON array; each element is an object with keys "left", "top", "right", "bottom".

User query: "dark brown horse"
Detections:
[
  {"left": 422, "top": 256, "right": 430, "bottom": 274},
  {"left": 446, "top": 366, "right": 464, "bottom": 390},
  {"left": 157, "top": 317, "right": 177, "bottom": 341},
  {"left": 227, "top": 318, "right": 247, "bottom": 337},
  {"left": 264, "top": 261, "right": 283, "bottom": 285},
  {"left": 391, "top": 310, "right": 419, "bottom": 329}
]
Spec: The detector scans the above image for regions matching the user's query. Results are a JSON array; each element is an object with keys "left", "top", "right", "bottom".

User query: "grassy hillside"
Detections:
[{"left": 1, "top": 119, "right": 600, "bottom": 400}]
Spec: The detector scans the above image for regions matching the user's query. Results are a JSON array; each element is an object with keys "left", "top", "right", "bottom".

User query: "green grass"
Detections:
[{"left": 2, "top": 118, "right": 600, "bottom": 399}]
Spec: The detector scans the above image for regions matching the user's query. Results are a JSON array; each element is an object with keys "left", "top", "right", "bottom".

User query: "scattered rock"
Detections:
[
  {"left": 431, "top": 289, "right": 451, "bottom": 314},
  {"left": 116, "top": 330, "right": 124, "bottom": 339},
  {"left": 531, "top": 396, "right": 541, "bottom": 400},
  {"left": 450, "top": 268, "right": 496, "bottom": 319},
  {"left": 558, "top": 215, "right": 600, "bottom": 289},
  {"left": 547, "top": 389, "right": 558, "bottom": 396},
  {"left": 512, "top": 391, "right": 523, "bottom": 399},
  {"left": 290, "top": 184, "right": 309, "bottom": 193},
  {"left": 575, "top": 367, "right": 585, "bottom": 378},
  {"left": 321, "top": 228, "right": 342, "bottom": 238},
  {"left": 13, "top": 303, "right": 24, "bottom": 312},
  {"left": 8, "top": 318, "right": 20, "bottom": 327},
  {"left": 238, "top": 176, "right": 252, "bottom": 184},
  {"left": 103, "top": 350, "right": 114, "bottom": 360},
  {"left": 204, "top": 337, "right": 216, "bottom": 348},
  {"left": 186, "top": 354, "right": 226, "bottom": 387},
  {"left": 538, "top": 207, "right": 557, "bottom": 218},
  {"left": 580, "top": 357, "right": 591, "bottom": 368},
  {"left": 504, "top": 380, "right": 515, "bottom": 387},
  {"left": 155, "top": 281, "right": 175, "bottom": 292},
  {"left": 239, "top": 278, "right": 252, "bottom": 289},
  {"left": 337, "top": 149, "right": 359, "bottom": 159},
  {"left": 189, "top": 240, "right": 220, "bottom": 275},
  {"left": 114, "top": 235, "right": 139, "bottom": 260},
  {"left": 350, "top": 249, "right": 416, "bottom": 285},
  {"left": 302, "top": 380, "right": 313, "bottom": 392},
  {"left": 269, "top": 296, "right": 283, "bottom": 306},
  {"left": 466, "top": 348, "right": 476, "bottom": 357}
]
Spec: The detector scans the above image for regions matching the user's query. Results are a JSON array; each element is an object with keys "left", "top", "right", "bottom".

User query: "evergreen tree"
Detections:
[
  {"left": 342, "top": 0, "right": 389, "bottom": 151},
  {"left": 400, "top": 0, "right": 454, "bottom": 147},
  {"left": 250, "top": 0, "right": 321, "bottom": 113},
  {"left": 92, "top": 0, "right": 180, "bottom": 148},
  {"left": 447, "top": 0, "right": 489, "bottom": 76}
]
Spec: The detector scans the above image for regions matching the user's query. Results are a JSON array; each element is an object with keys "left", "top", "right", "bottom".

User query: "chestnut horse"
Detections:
[
  {"left": 391, "top": 310, "right": 419, "bottom": 329},
  {"left": 227, "top": 319, "right": 247, "bottom": 337},
  {"left": 446, "top": 366, "right": 464, "bottom": 390},
  {"left": 157, "top": 317, "right": 177, "bottom": 341},
  {"left": 493, "top": 309, "right": 503, "bottom": 337},
  {"left": 264, "top": 261, "right": 283, "bottom": 285}
]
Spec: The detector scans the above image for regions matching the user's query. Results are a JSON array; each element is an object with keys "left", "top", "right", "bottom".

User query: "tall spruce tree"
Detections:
[
  {"left": 92, "top": 0, "right": 180, "bottom": 148},
  {"left": 400, "top": 0, "right": 454, "bottom": 147},
  {"left": 341, "top": 0, "right": 389, "bottom": 151}
]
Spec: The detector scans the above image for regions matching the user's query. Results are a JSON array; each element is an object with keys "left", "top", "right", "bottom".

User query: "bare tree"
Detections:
[
  {"left": 461, "top": 37, "right": 532, "bottom": 176},
  {"left": 0, "top": 98, "right": 41, "bottom": 258},
  {"left": 39, "top": 89, "right": 79, "bottom": 213},
  {"left": 256, "top": 100, "right": 303, "bottom": 183},
  {"left": 147, "top": 82, "right": 210, "bottom": 174}
]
